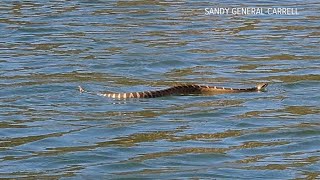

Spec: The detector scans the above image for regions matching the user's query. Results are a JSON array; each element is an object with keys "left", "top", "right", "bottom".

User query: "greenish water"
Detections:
[{"left": 0, "top": 1, "right": 319, "bottom": 179}]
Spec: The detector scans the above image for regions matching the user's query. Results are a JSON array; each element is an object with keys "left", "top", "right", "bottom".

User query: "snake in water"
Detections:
[{"left": 79, "top": 83, "right": 268, "bottom": 99}]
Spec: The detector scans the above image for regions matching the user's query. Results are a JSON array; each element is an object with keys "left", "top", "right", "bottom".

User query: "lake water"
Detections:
[{"left": 0, "top": 1, "right": 319, "bottom": 179}]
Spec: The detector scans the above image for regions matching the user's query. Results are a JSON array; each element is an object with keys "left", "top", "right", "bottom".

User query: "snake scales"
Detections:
[{"left": 79, "top": 83, "right": 268, "bottom": 99}]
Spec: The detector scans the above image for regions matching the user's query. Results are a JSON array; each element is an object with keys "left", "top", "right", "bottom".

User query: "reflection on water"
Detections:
[{"left": 0, "top": 0, "right": 320, "bottom": 179}]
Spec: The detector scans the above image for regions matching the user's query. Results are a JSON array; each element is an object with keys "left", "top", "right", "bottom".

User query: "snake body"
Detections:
[{"left": 79, "top": 83, "right": 268, "bottom": 99}]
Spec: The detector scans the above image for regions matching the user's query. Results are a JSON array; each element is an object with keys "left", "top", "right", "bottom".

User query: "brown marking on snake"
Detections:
[
  {"left": 155, "top": 91, "right": 160, "bottom": 97},
  {"left": 80, "top": 83, "right": 268, "bottom": 99}
]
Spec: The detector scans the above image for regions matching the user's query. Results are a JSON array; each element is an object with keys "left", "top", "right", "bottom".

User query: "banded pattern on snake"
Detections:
[{"left": 79, "top": 83, "right": 268, "bottom": 99}]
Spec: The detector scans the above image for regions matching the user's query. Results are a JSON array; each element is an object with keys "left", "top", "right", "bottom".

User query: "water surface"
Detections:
[{"left": 0, "top": 1, "right": 319, "bottom": 179}]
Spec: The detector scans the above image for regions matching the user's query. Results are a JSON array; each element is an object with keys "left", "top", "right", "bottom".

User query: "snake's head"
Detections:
[
  {"left": 256, "top": 83, "right": 268, "bottom": 91},
  {"left": 78, "top": 86, "right": 85, "bottom": 93}
]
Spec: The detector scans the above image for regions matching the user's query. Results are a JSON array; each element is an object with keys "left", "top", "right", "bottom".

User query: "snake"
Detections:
[{"left": 79, "top": 83, "right": 268, "bottom": 99}]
